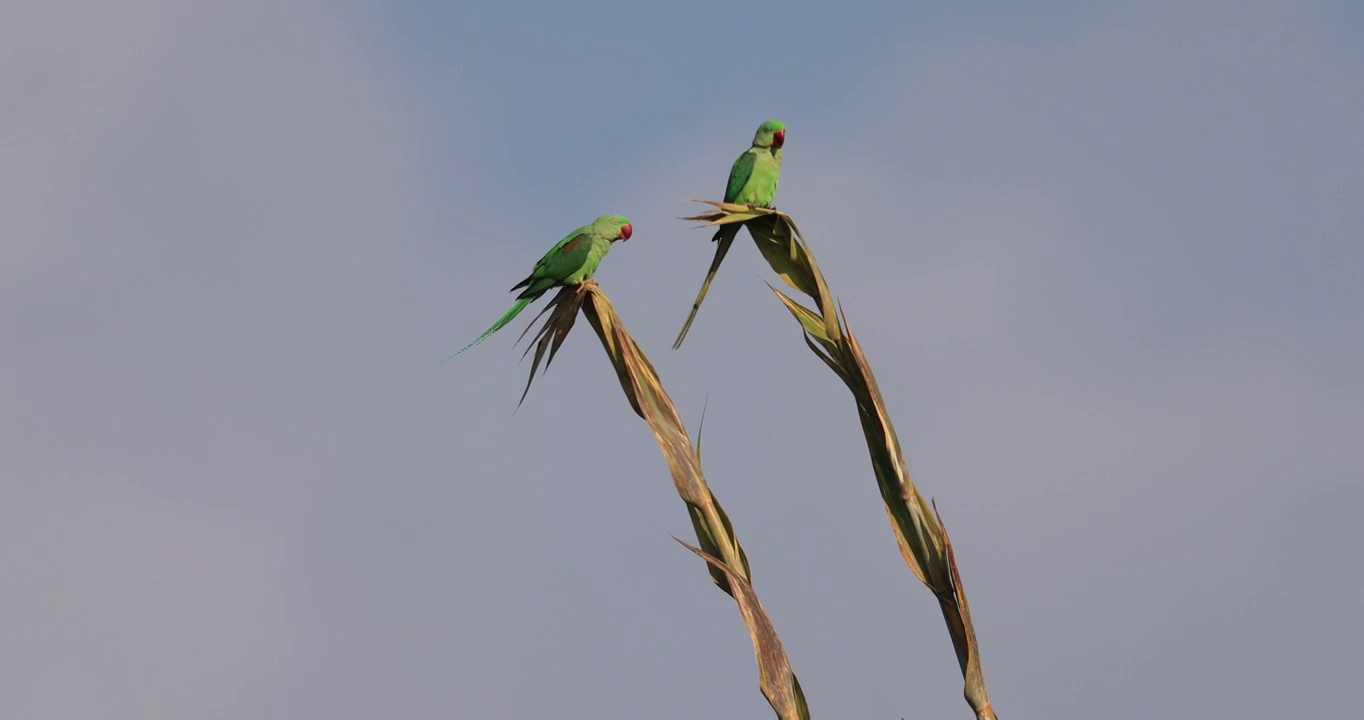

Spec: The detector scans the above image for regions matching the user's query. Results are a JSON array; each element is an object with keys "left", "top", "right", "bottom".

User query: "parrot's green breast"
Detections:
[
  {"left": 734, "top": 148, "right": 783, "bottom": 207},
  {"left": 562, "top": 235, "right": 612, "bottom": 285}
]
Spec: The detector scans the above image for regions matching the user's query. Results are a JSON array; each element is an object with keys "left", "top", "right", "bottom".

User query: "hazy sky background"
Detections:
[{"left": 4, "top": 1, "right": 1362, "bottom": 718}]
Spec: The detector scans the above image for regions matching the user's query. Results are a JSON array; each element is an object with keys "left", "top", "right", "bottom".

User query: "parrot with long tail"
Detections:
[
  {"left": 441, "top": 213, "right": 633, "bottom": 362},
  {"left": 673, "top": 119, "right": 786, "bottom": 349}
]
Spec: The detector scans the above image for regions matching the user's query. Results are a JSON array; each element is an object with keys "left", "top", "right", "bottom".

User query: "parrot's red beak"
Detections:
[
  {"left": 773, "top": 129, "right": 785, "bottom": 148},
  {"left": 619, "top": 223, "right": 633, "bottom": 241}
]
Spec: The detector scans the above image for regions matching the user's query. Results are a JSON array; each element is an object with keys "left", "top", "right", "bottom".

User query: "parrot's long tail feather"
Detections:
[
  {"left": 672, "top": 223, "right": 739, "bottom": 350},
  {"left": 438, "top": 297, "right": 534, "bottom": 364}
]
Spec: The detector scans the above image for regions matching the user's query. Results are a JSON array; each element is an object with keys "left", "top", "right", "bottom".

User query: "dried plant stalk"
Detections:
[
  {"left": 512, "top": 280, "right": 809, "bottom": 719},
  {"left": 678, "top": 538, "right": 811, "bottom": 720},
  {"left": 682, "top": 201, "right": 998, "bottom": 720}
]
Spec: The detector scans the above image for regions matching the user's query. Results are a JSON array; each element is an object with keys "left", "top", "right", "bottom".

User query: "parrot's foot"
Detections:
[{"left": 579, "top": 278, "right": 599, "bottom": 287}]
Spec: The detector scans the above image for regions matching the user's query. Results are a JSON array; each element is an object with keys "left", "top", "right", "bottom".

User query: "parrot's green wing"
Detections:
[
  {"left": 513, "top": 230, "right": 594, "bottom": 298},
  {"left": 710, "top": 150, "right": 759, "bottom": 244},
  {"left": 724, "top": 151, "right": 757, "bottom": 204}
]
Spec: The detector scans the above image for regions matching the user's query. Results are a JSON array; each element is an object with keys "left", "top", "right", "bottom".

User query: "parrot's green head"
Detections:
[
  {"left": 752, "top": 119, "right": 786, "bottom": 149},
  {"left": 592, "top": 214, "right": 634, "bottom": 242}
]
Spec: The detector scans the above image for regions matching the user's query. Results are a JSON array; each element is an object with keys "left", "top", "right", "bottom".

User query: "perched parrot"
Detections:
[
  {"left": 672, "top": 119, "right": 786, "bottom": 349},
  {"left": 440, "top": 214, "right": 633, "bottom": 362}
]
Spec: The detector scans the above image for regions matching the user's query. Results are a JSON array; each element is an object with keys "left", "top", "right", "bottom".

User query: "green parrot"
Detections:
[
  {"left": 441, "top": 214, "right": 633, "bottom": 362},
  {"left": 672, "top": 119, "right": 786, "bottom": 350}
]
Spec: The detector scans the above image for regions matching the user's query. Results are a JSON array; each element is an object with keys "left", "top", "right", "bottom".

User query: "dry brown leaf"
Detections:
[
  {"left": 676, "top": 538, "right": 811, "bottom": 720},
  {"left": 683, "top": 199, "right": 997, "bottom": 718}
]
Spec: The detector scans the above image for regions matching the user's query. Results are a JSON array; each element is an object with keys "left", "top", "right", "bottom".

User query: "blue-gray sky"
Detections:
[{"left": 3, "top": 1, "right": 1362, "bottom": 718}]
